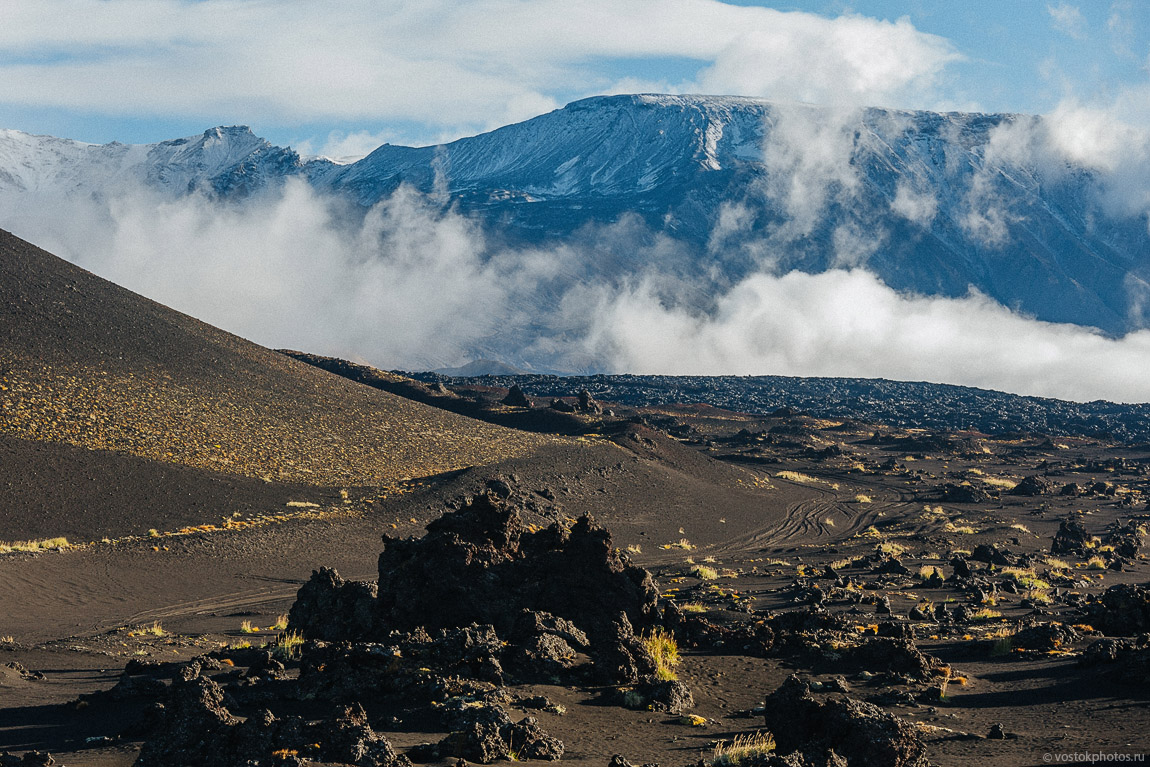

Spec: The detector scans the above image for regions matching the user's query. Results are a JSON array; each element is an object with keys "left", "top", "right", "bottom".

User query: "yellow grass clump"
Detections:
[
  {"left": 712, "top": 732, "right": 777, "bottom": 766},
  {"left": 273, "top": 631, "right": 305, "bottom": 661},
  {"left": 981, "top": 476, "right": 1018, "bottom": 490},
  {"left": 692, "top": 565, "right": 720, "bottom": 580},
  {"left": 642, "top": 628, "right": 680, "bottom": 681},
  {"left": 0, "top": 536, "right": 70, "bottom": 554}
]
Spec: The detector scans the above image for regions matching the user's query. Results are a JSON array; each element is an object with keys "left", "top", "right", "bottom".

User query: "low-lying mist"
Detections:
[{"left": 3, "top": 179, "right": 1149, "bottom": 404}]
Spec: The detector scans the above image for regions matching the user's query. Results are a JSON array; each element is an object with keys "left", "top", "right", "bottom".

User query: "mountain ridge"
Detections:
[{"left": 1, "top": 93, "right": 1147, "bottom": 340}]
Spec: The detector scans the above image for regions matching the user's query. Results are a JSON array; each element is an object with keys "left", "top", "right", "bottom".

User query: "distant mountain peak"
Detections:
[{"left": 0, "top": 94, "right": 1146, "bottom": 343}]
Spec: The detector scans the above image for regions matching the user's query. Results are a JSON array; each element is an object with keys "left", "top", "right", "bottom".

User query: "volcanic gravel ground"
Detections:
[{"left": 3, "top": 403, "right": 1149, "bottom": 766}]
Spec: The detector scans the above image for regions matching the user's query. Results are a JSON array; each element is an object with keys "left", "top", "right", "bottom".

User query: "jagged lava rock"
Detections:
[{"left": 372, "top": 493, "right": 658, "bottom": 642}]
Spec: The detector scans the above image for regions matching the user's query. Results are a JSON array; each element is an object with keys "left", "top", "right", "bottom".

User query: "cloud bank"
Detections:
[
  {"left": 0, "top": 0, "right": 959, "bottom": 142},
  {"left": 3, "top": 179, "right": 1149, "bottom": 404}
]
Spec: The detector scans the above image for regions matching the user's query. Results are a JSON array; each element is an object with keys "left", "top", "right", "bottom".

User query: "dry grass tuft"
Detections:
[
  {"left": 712, "top": 732, "right": 777, "bottom": 766},
  {"left": 0, "top": 536, "right": 70, "bottom": 554},
  {"left": 775, "top": 470, "right": 819, "bottom": 484},
  {"left": 272, "top": 630, "right": 305, "bottom": 661},
  {"left": 692, "top": 565, "right": 720, "bottom": 580},
  {"left": 642, "top": 628, "right": 680, "bottom": 681},
  {"left": 981, "top": 476, "right": 1018, "bottom": 490},
  {"left": 876, "top": 541, "right": 907, "bottom": 557},
  {"left": 919, "top": 565, "right": 944, "bottom": 580}
]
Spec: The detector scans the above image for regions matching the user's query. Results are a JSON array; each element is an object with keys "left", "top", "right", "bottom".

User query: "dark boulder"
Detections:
[
  {"left": 135, "top": 665, "right": 237, "bottom": 767},
  {"left": 761, "top": 676, "right": 928, "bottom": 767},
  {"left": 288, "top": 567, "right": 378, "bottom": 642},
  {"left": 639, "top": 679, "right": 694, "bottom": 714},
  {"left": 501, "top": 385, "right": 532, "bottom": 408},
  {"left": 0, "top": 753, "right": 55, "bottom": 767},
  {"left": 872, "top": 558, "right": 911, "bottom": 576},
  {"left": 841, "top": 638, "right": 944, "bottom": 681},
  {"left": 1085, "top": 583, "right": 1150, "bottom": 636},
  {"left": 438, "top": 705, "right": 563, "bottom": 764},
  {"left": 941, "top": 483, "right": 990, "bottom": 503},
  {"left": 576, "top": 389, "right": 603, "bottom": 414},
  {"left": 1105, "top": 521, "right": 1145, "bottom": 559},
  {"left": 1011, "top": 623, "right": 1079, "bottom": 652},
  {"left": 1051, "top": 519, "right": 1092, "bottom": 556},
  {"left": 1010, "top": 475, "right": 1054, "bottom": 496},
  {"left": 137, "top": 664, "right": 411, "bottom": 767},
  {"left": 970, "top": 544, "right": 1013, "bottom": 566}
]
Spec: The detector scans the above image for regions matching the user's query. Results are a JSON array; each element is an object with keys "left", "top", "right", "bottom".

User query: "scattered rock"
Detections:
[{"left": 639, "top": 679, "right": 694, "bottom": 714}]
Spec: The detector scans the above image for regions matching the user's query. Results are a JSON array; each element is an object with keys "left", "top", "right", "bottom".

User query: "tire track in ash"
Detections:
[
  {"left": 708, "top": 475, "right": 921, "bottom": 556},
  {"left": 115, "top": 571, "right": 379, "bottom": 628}
]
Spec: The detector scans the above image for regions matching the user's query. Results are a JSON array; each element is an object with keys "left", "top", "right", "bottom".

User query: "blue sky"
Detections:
[{"left": 0, "top": 0, "right": 1146, "bottom": 159}]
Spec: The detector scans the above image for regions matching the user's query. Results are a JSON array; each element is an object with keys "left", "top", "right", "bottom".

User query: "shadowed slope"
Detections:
[{"left": 0, "top": 228, "right": 552, "bottom": 488}]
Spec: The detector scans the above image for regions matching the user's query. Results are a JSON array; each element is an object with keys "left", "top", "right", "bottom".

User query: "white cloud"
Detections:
[
  {"left": 0, "top": 0, "right": 961, "bottom": 141},
  {"left": 578, "top": 269, "right": 1150, "bottom": 403},
  {"left": 1048, "top": 3, "right": 1088, "bottom": 40},
  {"left": 761, "top": 104, "right": 863, "bottom": 238},
  {"left": 3, "top": 178, "right": 1149, "bottom": 403},
  {"left": 968, "top": 89, "right": 1150, "bottom": 229},
  {"left": 298, "top": 130, "right": 406, "bottom": 163},
  {"left": 693, "top": 13, "right": 960, "bottom": 109},
  {"left": 891, "top": 180, "right": 938, "bottom": 225}
]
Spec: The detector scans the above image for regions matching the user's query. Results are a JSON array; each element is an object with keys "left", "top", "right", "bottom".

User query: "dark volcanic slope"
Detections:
[
  {"left": 0, "top": 228, "right": 551, "bottom": 492},
  {"left": 0, "top": 433, "right": 342, "bottom": 542},
  {"left": 408, "top": 372, "right": 1150, "bottom": 442}
]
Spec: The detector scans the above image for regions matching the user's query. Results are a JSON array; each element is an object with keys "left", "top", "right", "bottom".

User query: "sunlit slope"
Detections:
[{"left": 0, "top": 229, "right": 552, "bottom": 485}]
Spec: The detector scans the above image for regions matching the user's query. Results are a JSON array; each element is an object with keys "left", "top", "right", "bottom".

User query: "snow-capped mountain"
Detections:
[
  {"left": 2, "top": 94, "right": 1147, "bottom": 337},
  {"left": 0, "top": 125, "right": 319, "bottom": 197}
]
